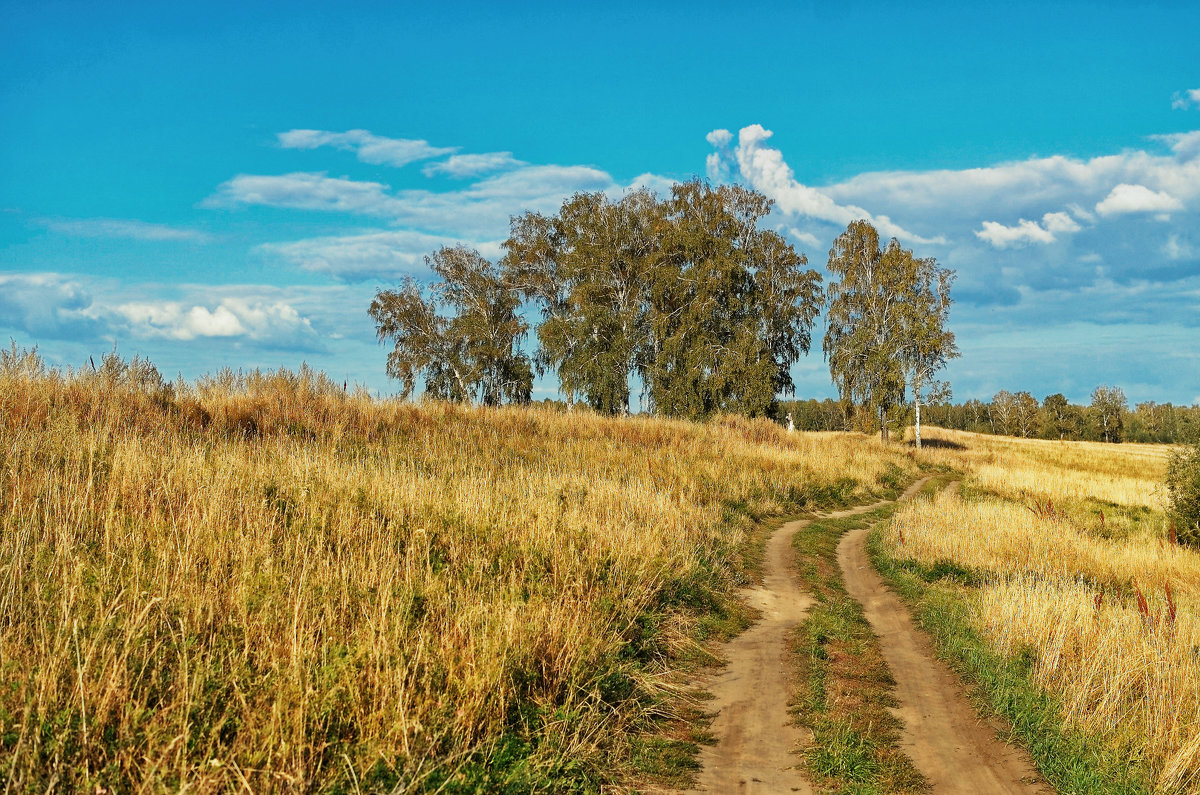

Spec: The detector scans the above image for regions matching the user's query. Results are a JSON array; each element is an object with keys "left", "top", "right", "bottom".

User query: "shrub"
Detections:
[{"left": 1167, "top": 442, "right": 1200, "bottom": 547}]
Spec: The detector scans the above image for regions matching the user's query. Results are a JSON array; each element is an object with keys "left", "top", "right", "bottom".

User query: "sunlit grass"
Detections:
[
  {"left": 883, "top": 428, "right": 1195, "bottom": 793},
  {"left": 0, "top": 359, "right": 916, "bottom": 791}
]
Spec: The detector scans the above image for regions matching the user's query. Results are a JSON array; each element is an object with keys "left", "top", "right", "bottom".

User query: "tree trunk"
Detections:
[
  {"left": 914, "top": 396, "right": 922, "bottom": 449},
  {"left": 879, "top": 405, "right": 889, "bottom": 443}
]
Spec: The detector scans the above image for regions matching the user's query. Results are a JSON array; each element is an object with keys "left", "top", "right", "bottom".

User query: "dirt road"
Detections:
[
  {"left": 679, "top": 480, "right": 929, "bottom": 794},
  {"left": 837, "top": 483, "right": 1048, "bottom": 794}
]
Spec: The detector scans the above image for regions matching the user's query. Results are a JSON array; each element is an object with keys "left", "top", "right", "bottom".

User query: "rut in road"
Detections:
[
  {"left": 838, "top": 482, "right": 1048, "bottom": 794},
  {"left": 674, "top": 478, "right": 930, "bottom": 794}
]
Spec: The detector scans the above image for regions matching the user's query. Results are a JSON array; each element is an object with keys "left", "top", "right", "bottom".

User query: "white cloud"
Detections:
[
  {"left": 1067, "top": 203, "right": 1096, "bottom": 223},
  {"left": 203, "top": 172, "right": 403, "bottom": 216},
  {"left": 1041, "top": 211, "right": 1081, "bottom": 234},
  {"left": 976, "top": 218, "right": 1055, "bottom": 248},
  {"left": 975, "top": 210, "right": 1079, "bottom": 249},
  {"left": 259, "top": 230, "right": 504, "bottom": 281},
  {"left": 706, "top": 128, "right": 734, "bottom": 182},
  {"left": 205, "top": 163, "right": 644, "bottom": 238},
  {"left": 1153, "top": 131, "right": 1200, "bottom": 161},
  {"left": 785, "top": 227, "right": 822, "bottom": 248},
  {"left": 1171, "top": 88, "right": 1200, "bottom": 110},
  {"left": 0, "top": 272, "right": 324, "bottom": 351},
  {"left": 818, "top": 134, "right": 1200, "bottom": 218},
  {"left": 422, "top": 152, "right": 524, "bottom": 178},
  {"left": 277, "top": 129, "right": 455, "bottom": 167},
  {"left": 113, "top": 298, "right": 318, "bottom": 346},
  {"left": 1095, "top": 183, "right": 1184, "bottom": 216},
  {"left": 40, "top": 217, "right": 209, "bottom": 242},
  {"left": 713, "top": 124, "right": 943, "bottom": 245}
]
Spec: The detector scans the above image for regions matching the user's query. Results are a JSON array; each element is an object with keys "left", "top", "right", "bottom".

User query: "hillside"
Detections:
[{"left": 0, "top": 355, "right": 917, "bottom": 792}]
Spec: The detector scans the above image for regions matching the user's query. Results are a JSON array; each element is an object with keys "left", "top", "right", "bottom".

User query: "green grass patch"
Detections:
[{"left": 789, "top": 505, "right": 927, "bottom": 794}]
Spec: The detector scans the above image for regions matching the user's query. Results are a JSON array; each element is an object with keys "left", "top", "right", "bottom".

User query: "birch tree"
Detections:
[
  {"left": 899, "top": 255, "right": 958, "bottom": 448},
  {"left": 824, "top": 221, "right": 912, "bottom": 441},
  {"left": 369, "top": 246, "right": 532, "bottom": 405},
  {"left": 504, "top": 189, "right": 661, "bottom": 414}
]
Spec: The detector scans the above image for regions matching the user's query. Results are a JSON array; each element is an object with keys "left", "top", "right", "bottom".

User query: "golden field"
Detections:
[
  {"left": 0, "top": 353, "right": 917, "bottom": 792},
  {"left": 884, "top": 427, "right": 1196, "bottom": 793}
]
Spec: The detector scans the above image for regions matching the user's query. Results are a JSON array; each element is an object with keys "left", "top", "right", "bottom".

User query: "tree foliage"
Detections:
[
  {"left": 823, "top": 220, "right": 956, "bottom": 441},
  {"left": 369, "top": 246, "right": 532, "bottom": 405},
  {"left": 1091, "top": 385, "right": 1127, "bottom": 443},
  {"left": 1167, "top": 442, "right": 1200, "bottom": 547},
  {"left": 504, "top": 180, "right": 822, "bottom": 419},
  {"left": 646, "top": 181, "right": 822, "bottom": 418},
  {"left": 504, "top": 189, "right": 661, "bottom": 414}
]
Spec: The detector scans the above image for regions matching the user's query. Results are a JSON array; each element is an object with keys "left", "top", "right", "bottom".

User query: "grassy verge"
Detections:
[
  {"left": 867, "top": 511, "right": 1155, "bottom": 795},
  {"left": 788, "top": 501, "right": 927, "bottom": 794}
]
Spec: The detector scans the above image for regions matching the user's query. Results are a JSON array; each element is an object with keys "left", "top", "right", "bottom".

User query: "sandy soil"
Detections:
[{"left": 837, "top": 483, "right": 1049, "bottom": 794}]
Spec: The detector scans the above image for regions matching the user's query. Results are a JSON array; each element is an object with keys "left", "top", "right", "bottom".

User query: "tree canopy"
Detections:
[
  {"left": 503, "top": 180, "right": 822, "bottom": 419},
  {"left": 823, "top": 220, "right": 956, "bottom": 441},
  {"left": 369, "top": 245, "right": 532, "bottom": 405}
]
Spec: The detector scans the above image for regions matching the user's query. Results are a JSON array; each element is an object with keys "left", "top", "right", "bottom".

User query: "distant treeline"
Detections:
[{"left": 780, "top": 387, "right": 1200, "bottom": 444}]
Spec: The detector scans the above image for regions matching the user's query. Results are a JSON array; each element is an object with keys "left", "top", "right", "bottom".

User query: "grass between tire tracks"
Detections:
[
  {"left": 788, "top": 484, "right": 928, "bottom": 794},
  {"left": 866, "top": 478, "right": 1155, "bottom": 795}
]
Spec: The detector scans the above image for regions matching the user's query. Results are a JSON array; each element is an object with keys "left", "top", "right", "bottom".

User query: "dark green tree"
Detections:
[
  {"left": 646, "top": 181, "right": 822, "bottom": 419},
  {"left": 369, "top": 245, "right": 532, "bottom": 405},
  {"left": 505, "top": 181, "right": 822, "bottom": 420},
  {"left": 1040, "top": 393, "right": 1081, "bottom": 439}
]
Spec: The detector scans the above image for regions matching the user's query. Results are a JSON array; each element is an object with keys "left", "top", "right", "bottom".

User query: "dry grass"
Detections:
[
  {"left": 884, "top": 428, "right": 1197, "bottom": 793},
  {"left": 0, "top": 355, "right": 916, "bottom": 792}
]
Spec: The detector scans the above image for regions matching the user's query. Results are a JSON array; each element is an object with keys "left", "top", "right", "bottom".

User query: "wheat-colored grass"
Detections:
[
  {"left": 0, "top": 359, "right": 914, "bottom": 791},
  {"left": 885, "top": 428, "right": 1196, "bottom": 793}
]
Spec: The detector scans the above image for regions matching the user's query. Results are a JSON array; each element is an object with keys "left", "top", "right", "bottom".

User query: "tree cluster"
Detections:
[
  {"left": 921, "top": 386, "right": 1200, "bottom": 444},
  {"left": 372, "top": 181, "right": 823, "bottom": 420}
]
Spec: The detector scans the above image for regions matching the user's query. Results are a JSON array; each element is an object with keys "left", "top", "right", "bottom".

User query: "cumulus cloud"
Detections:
[
  {"left": 975, "top": 210, "right": 1081, "bottom": 248},
  {"left": 0, "top": 273, "right": 102, "bottom": 339},
  {"left": 976, "top": 218, "right": 1055, "bottom": 248},
  {"left": 0, "top": 272, "right": 324, "bottom": 351},
  {"left": 1171, "top": 89, "right": 1200, "bottom": 110},
  {"left": 39, "top": 217, "right": 210, "bottom": 242},
  {"left": 706, "top": 128, "right": 734, "bottom": 182},
  {"left": 1095, "top": 183, "right": 1184, "bottom": 216},
  {"left": 711, "top": 124, "right": 943, "bottom": 245},
  {"left": 422, "top": 152, "right": 524, "bottom": 178},
  {"left": 259, "top": 230, "right": 504, "bottom": 282},
  {"left": 277, "top": 129, "right": 456, "bottom": 167},
  {"left": 113, "top": 298, "right": 318, "bottom": 347}
]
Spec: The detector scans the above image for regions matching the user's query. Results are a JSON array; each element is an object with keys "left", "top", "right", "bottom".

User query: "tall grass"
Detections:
[
  {"left": 882, "top": 428, "right": 1197, "bottom": 793},
  {"left": 0, "top": 350, "right": 915, "bottom": 791}
]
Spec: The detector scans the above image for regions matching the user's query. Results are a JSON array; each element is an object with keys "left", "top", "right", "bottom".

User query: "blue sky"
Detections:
[{"left": 2, "top": 0, "right": 1198, "bottom": 405}]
